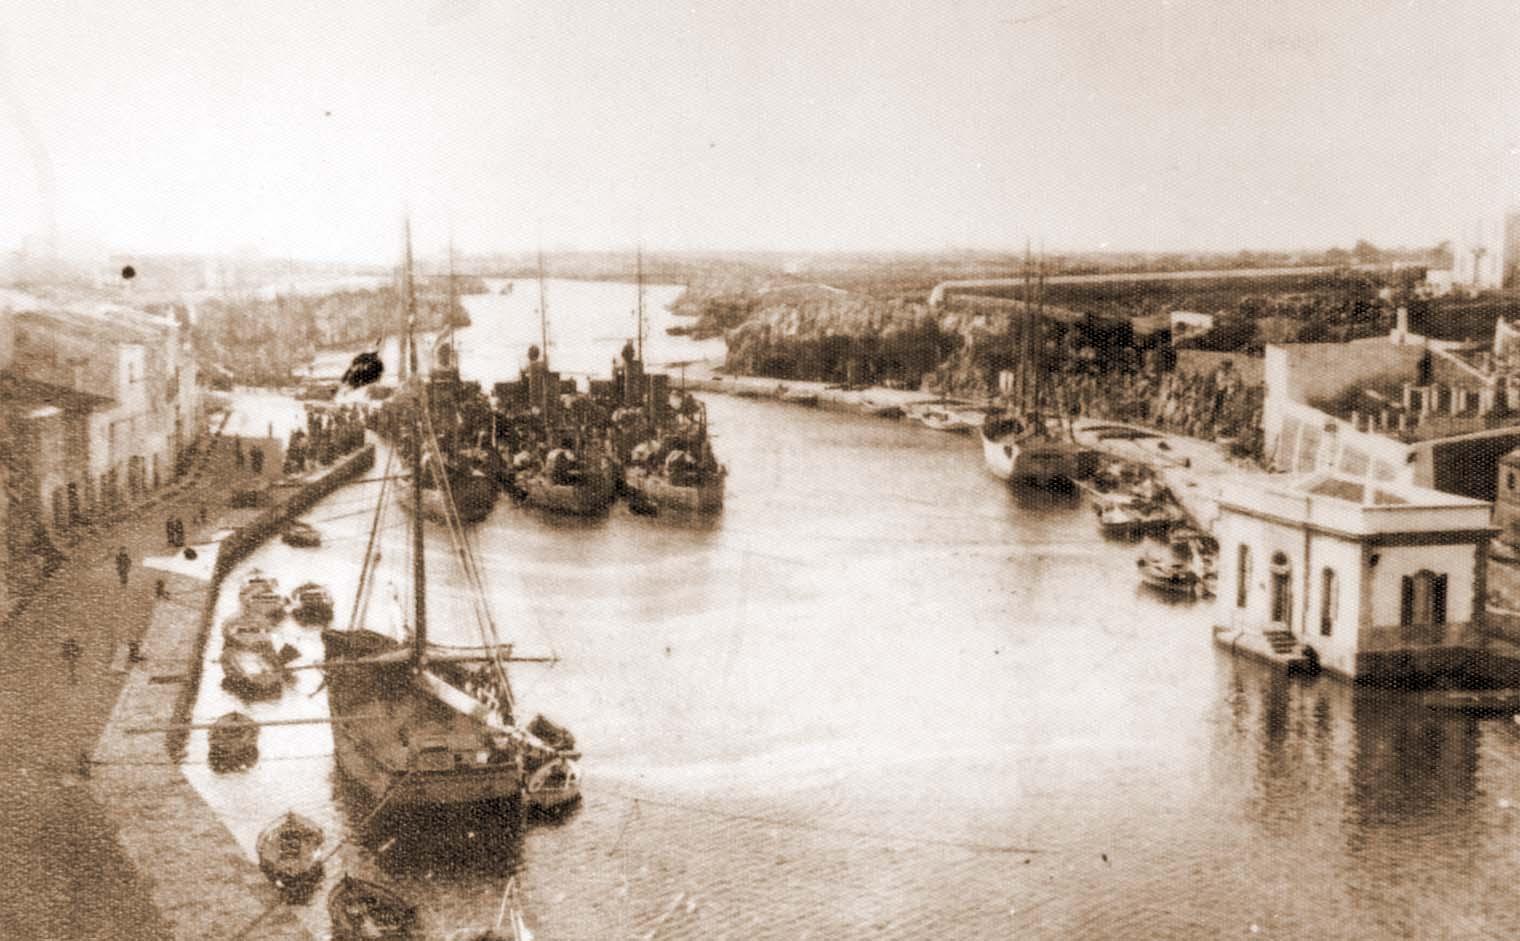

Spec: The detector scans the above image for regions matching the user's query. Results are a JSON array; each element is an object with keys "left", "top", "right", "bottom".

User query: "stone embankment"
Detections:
[
  {"left": 683, "top": 359, "right": 1263, "bottom": 533},
  {"left": 89, "top": 443, "right": 374, "bottom": 940}
]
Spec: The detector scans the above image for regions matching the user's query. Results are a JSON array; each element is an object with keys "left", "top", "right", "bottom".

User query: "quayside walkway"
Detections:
[{"left": 0, "top": 430, "right": 248, "bottom": 941}]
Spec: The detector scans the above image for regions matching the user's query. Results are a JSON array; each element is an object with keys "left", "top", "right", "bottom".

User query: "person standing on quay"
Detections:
[
  {"left": 165, "top": 515, "right": 176, "bottom": 548},
  {"left": 115, "top": 546, "right": 131, "bottom": 587},
  {"left": 61, "top": 637, "right": 81, "bottom": 684}
]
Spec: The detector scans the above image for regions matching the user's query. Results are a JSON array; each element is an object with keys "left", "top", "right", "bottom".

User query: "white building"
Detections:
[
  {"left": 1448, "top": 211, "right": 1520, "bottom": 291},
  {"left": 1213, "top": 472, "right": 1493, "bottom": 682}
]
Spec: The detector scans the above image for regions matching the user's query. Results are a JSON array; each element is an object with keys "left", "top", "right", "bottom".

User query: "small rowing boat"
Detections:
[
  {"left": 220, "top": 644, "right": 286, "bottom": 700},
  {"left": 291, "top": 582, "right": 335, "bottom": 626},
  {"left": 208, "top": 711, "right": 259, "bottom": 770},
  {"left": 239, "top": 571, "right": 285, "bottom": 621},
  {"left": 256, "top": 811, "right": 325, "bottom": 892},
  {"left": 329, "top": 874, "right": 418, "bottom": 940},
  {"left": 281, "top": 520, "right": 322, "bottom": 548}
]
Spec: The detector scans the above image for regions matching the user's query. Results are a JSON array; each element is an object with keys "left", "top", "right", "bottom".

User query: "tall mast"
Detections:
[
  {"left": 636, "top": 243, "right": 646, "bottom": 361},
  {"left": 1020, "top": 240, "right": 1032, "bottom": 411},
  {"left": 404, "top": 220, "right": 427, "bottom": 660},
  {"left": 1034, "top": 248, "right": 1046, "bottom": 412},
  {"left": 446, "top": 237, "right": 457, "bottom": 351},
  {"left": 536, "top": 243, "right": 550, "bottom": 370},
  {"left": 403, "top": 219, "right": 419, "bottom": 380}
]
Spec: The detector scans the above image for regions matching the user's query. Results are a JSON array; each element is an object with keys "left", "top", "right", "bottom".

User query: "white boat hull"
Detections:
[
  {"left": 981, "top": 430, "right": 1017, "bottom": 480},
  {"left": 982, "top": 427, "right": 1082, "bottom": 488}
]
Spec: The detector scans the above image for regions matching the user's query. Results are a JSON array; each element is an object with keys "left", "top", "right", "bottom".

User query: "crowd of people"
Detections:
[{"left": 283, "top": 405, "right": 367, "bottom": 474}]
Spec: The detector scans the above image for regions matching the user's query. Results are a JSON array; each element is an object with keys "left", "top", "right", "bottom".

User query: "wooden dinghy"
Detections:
[
  {"left": 208, "top": 711, "right": 259, "bottom": 770},
  {"left": 328, "top": 874, "right": 418, "bottom": 940},
  {"left": 257, "top": 811, "right": 325, "bottom": 892}
]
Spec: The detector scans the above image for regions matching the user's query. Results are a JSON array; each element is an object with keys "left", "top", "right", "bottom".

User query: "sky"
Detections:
[{"left": 1, "top": 0, "right": 1517, "bottom": 263}]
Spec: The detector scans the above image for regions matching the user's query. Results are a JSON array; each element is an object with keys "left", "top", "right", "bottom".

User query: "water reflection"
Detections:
[{"left": 1348, "top": 694, "right": 1479, "bottom": 830}]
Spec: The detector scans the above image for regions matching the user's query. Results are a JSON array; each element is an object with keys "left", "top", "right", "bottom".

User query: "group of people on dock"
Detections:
[{"left": 284, "top": 405, "right": 367, "bottom": 475}]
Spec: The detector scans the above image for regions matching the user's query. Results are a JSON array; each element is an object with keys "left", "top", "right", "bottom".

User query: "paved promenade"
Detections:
[
  {"left": 0, "top": 429, "right": 250, "bottom": 940},
  {"left": 85, "top": 442, "right": 374, "bottom": 941}
]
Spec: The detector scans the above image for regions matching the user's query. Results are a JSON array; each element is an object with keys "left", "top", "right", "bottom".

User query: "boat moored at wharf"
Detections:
[
  {"left": 606, "top": 248, "right": 726, "bottom": 515},
  {"left": 371, "top": 234, "right": 500, "bottom": 526},
  {"left": 328, "top": 874, "right": 418, "bottom": 940},
  {"left": 982, "top": 412, "right": 1095, "bottom": 490},
  {"left": 979, "top": 252, "right": 1095, "bottom": 490},
  {"left": 322, "top": 224, "right": 580, "bottom": 813},
  {"left": 491, "top": 247, "right": 727, "bottom": 517}
]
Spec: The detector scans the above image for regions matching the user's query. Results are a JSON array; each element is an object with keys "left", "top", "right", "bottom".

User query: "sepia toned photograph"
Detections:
[{"left": 2, "top": 1, "right": 1519, "bottom": 938}]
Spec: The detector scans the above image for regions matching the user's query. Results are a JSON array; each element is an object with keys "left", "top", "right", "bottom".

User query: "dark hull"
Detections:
[
  {"left": 401, "top": 473, "right": 498, "bottom": 525},
  {"left": 256, "top": 813, "right": 324, "bottom": 890},
  {"left": 518, "top": 471, "right": 616, "bottom": 516},
  {"left": 321, "top": 629, "right": 526, "bottom": 809},
  {"left": 328, "top": 876, "right": 418, "bottom": 940},
  {"left": 623, "top": 467, "right": 724, "bottom": 514}
]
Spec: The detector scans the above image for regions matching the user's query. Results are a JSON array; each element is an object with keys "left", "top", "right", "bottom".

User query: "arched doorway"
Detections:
[{"left": 1270, "top": 551, "right": 1293, "bottom": 631}]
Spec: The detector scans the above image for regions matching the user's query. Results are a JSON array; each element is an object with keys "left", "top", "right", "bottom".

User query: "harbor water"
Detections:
[{"left": 180, "top": 283, "right": 1520, "bottom": 939}]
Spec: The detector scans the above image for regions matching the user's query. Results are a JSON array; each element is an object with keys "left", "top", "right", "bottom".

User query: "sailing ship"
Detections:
[
  {"left": 321, "top": 225, "right": 581, "bottom": 812},
  {"left": 981, "top": 250, "right": 1094, "bottom": 489}
]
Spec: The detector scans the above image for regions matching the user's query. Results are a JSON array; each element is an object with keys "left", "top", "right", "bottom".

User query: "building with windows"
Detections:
[
  {"left": 1213, "top": 472, "right": 1494, "bottom": 682},
  {"left": 1, "top": 289, "right": 201, "bottom": 624},
  {"left": 5, "top": 295, "right": 199, "bottom": 525}
]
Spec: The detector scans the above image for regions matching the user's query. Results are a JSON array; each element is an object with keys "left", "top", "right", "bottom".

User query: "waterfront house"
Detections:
[
  {"left": 1214, "top": 472, "right": 1494, "bottom": 682},
  {"left": 7, "top": 295, "right": 199, "bottom": 517}
]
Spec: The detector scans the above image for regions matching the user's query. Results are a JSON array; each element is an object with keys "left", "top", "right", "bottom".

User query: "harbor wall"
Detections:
[
  {"left": 683, "top": 371, "right": 933, "bottom": 417},
  {"left": 168, "top": 442, "right": 374, "bottom": 758},
  {"left": 91, "top": 442, "right": 374, "bottom": 940}
]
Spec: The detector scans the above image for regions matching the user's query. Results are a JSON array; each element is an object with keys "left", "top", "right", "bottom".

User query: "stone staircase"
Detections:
[{"left": 1263, "top": 629, "right": 1299, "bottom": 655}]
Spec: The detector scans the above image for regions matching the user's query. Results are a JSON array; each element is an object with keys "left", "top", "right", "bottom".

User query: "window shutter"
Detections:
[{"left": 1400, "top": 575, "right": 1414, "bottom": 627}]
